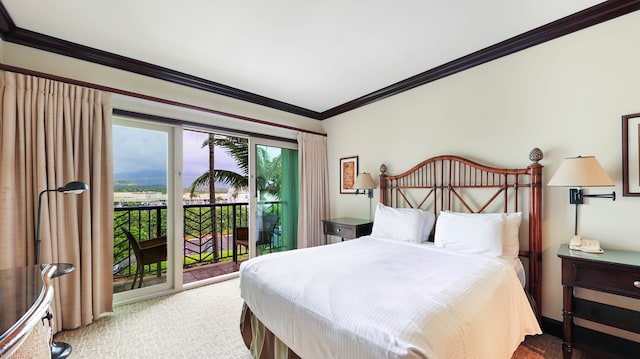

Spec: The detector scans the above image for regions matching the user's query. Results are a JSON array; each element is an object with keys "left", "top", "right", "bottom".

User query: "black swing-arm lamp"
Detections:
[
  {"left": 35, "top": 181, "right": 89, "bottom": 264},
  {"left": 354, "top": 172, "right": 376, "bottom": 221},
  {"left": 548, "top": 156, "right": 615, "bottom": 236}
]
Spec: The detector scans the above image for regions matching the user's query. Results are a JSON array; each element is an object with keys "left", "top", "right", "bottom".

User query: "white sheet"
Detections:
[{"left": 239, "top": 237, "right": 541, "bottom": 359}]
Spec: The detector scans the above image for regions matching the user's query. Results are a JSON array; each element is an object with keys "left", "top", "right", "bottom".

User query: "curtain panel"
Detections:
[
  {"left": 0, "top": 71, "right": 113, "bottom": 331},
  {"left": 296, "top": 132, "right": 329, "bottom": 248}
]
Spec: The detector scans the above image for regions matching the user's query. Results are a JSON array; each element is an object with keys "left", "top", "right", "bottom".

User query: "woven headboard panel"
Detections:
[{"left": 379, "top": 148, "right": 544, "bottom": 320}]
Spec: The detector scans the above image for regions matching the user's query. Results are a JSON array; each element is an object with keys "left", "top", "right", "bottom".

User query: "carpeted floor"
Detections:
[
  {"left": 55, "top": 278, "right": 600, "bottom": 359},
  {"left": 56, "top": 278, "right": 252, "bottom": 359}
]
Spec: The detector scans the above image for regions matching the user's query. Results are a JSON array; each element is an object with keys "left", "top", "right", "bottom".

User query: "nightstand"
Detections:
[
  {"left": 557, "top": 244, "right": 640, "bottom": 358},
  {"left": 322, "top": 217, "right": 373, "bottom": 244}
]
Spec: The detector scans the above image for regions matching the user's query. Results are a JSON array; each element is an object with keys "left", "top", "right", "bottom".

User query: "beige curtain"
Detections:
[
  {"left": 0, "top": 71, "right": 113, "bottom": 332},
  {"left": 297, "top": 132, "right": 329, "bottom": 248}
]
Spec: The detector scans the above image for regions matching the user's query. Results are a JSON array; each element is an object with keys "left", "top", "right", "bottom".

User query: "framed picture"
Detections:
[
  {"left": 340, "top": 156, "right": 358, "bottom": 194},
  {"left": 622, "top": 113, "right": 640, "bottom": 196}
]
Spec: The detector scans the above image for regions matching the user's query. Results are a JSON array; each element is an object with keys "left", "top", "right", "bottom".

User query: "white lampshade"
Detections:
[
  {"left": 354, "top": 173, "right": 376, "bottom": 189},
  {"left": 548, "top": 156, "right": 614, "bottom": 188}
]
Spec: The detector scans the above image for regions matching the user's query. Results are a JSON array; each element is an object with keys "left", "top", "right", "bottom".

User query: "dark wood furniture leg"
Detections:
[{"left": 562, "top": 284, "right": 573, "bottom": 359}]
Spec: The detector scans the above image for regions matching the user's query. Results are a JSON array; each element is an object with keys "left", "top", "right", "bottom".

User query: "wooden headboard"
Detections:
[{"left": 379, "top": 148, "right": 543, "bottom": 320}]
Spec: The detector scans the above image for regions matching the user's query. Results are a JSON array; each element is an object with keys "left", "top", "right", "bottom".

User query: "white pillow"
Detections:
[
  {"left": 434, "top": 211, "right": 506, "bottom": 257},
  {"left": 503, "top": 212, "right": 522, "bottom": 259},
  {"left": 371, "top": 203, "right": 426, "bottom": 243},
  {"left": 441, "top": 211, "right": 522, "bottom": 259},
  {"left": 420, "top": 210, "right": 436, "bottom": 242}
]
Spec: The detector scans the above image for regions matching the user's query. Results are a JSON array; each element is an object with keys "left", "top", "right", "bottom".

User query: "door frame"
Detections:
[{"left": 112, "top": 117, "right": 183, "bottom": 305}]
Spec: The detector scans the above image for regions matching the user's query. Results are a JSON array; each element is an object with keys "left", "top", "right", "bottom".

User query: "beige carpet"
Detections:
[
  {"left": 56, "top": 278, "right": 252, "bottom": 359},
  {"left": 55, "top": 278, "right": 591, "bottom": 359}
]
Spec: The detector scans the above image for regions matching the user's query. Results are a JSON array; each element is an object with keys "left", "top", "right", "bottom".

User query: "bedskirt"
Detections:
[{"left": 240, "top": 303, "right": 301, "bottom": 359}]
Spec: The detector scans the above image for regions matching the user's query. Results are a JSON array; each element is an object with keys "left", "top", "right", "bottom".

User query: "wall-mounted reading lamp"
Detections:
[
  {"left": 547, "top": 156, "right": 615, "bottom": 235},
  {"left": 354, "top": 172, "right": 376, "bottom": 221}
]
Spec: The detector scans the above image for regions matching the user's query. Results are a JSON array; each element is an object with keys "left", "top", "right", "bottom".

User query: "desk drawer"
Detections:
[
  {"left": 325, "top": 223, "right": 355, "bottom": 238},
  {"left": 574, "top": 263, "right": 640, "bottom": 299}
]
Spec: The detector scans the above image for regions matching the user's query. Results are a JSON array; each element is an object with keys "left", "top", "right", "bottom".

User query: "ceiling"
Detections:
[{"left": 0, "top": 0, "right": 636, "bottom": 120}]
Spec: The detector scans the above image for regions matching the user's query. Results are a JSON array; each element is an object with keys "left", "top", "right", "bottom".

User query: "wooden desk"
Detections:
[
  {"left": 0, "top": 264, "right": 56, "bottom": 358},
  {"left": 558, "top": 244, "right": 640, "bottom": 358},
  {"left": 322, "top": 217, "right": 373, "bottom": 244}
]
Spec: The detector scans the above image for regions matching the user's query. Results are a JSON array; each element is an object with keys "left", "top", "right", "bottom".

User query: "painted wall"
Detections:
[{"left": 323, "top": 10, "right": 640, "bottom": 338}]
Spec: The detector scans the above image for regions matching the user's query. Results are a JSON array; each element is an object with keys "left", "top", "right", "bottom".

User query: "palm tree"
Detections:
[
  {"left": 255, "top": 146, "right": 281, "bottom": 201},
  {"left": 189, "top": 136, "right": 281, "bottom": 198},
  {"left": 189, "top": 135, "right": 249, "bottom": 195}
]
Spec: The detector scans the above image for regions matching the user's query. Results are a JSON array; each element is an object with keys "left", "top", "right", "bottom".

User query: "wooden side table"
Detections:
[
  {"left": 557, "top": 244, "right": 640, "bottom": 358},
  {"left": 322, "top": 217, "right": 373, "bottom": 244}
]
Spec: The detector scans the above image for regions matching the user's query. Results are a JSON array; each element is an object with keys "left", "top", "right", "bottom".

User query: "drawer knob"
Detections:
[
  {"left": 336, "top": 228, "right": 341, "bottom": 232},
  {"left": 635, "top": 281, "right": 640, "bottom": 289}
]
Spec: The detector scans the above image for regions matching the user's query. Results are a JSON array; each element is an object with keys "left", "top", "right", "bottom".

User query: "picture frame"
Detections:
[
  {"left": 622, "top": 113, "right": 640, "bottom": 196},
  {"left": 340, "top": 156, "right": 358, "bottom": 194}
]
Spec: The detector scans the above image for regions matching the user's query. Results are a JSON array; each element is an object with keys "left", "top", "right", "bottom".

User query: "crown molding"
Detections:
[{"left": 318, "top": 1, "right": 640, "bottom": 119}]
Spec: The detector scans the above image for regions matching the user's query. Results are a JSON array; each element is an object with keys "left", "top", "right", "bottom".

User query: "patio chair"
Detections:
[
  {"left": 235, "top": 213, "right": 278, "bottom": 255},
  {"left": 121, "top": 226, "right": 167, "bottom": 289},
  {"left": 236, "top": 226, "right": 249, "bottom": 252},
  {"left": 257, "top": 213, "right": 278, "bottom": 254}
]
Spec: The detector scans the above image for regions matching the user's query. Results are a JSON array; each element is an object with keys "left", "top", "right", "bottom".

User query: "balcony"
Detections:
[{"left": 113, "top": 201, "right": 282, "bottom": 293}]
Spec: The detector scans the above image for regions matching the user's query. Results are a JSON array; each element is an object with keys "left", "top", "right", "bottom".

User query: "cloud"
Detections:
[
  {"left": 113, "top": 125, "right": 168, "bottom": 173},
  {"left": 113, "top": 126, "right": 241, "bottom": 187}
]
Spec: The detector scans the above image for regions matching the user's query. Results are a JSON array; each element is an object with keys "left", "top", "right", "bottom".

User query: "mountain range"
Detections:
[
  {"left": 114, "top": 169, "right": 229, "bottom": 192},
  {"left": 115, "top": 169, "right": 167, "bottom": 186}
]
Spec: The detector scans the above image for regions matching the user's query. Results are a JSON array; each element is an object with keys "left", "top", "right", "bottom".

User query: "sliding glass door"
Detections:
[
  {"left": 110, "top": 116, "right": 299, "bottom": 300},
  {"left": 181, "top": 129, "right": 250, "bottom": 285},
  {"left": 249, "top": 140, "right": 298, "bottom": 257},
  {"left": 112, "top": 117, "right": 181, "bottom": 302}
]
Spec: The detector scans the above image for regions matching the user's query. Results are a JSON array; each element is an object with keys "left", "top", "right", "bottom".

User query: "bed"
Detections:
[{"left": 239, "top": 149, "right": 544, "bottom": 359}]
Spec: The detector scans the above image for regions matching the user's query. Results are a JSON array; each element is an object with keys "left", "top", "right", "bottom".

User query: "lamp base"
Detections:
[{"left": 51, "top": 341, "right": 72, "bottom": 359}]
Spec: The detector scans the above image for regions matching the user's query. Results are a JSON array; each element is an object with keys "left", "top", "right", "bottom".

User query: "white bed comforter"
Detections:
[{"left": 239, "top": 237, "right": 541, "bottom": 359}]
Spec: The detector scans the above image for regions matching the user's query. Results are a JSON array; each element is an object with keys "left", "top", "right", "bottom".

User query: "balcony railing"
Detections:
[{"left": 113, "top": 201, "right": 281, "bottom": 281}]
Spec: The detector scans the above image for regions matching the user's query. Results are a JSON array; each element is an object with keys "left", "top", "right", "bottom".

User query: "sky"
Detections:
[
  {"left": 182, "top": 130, "right": 240, "bottom": 186},
  {"left": 112, "top": 126, "right": 240, "bottom": 187}
]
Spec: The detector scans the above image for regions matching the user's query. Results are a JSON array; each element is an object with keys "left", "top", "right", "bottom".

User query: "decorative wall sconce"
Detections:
[
  {"left": 354, "top": 172, "right": 376, "bottom": 220},
  {"left": 548, "top": 156, "right": 615, "bottom": 235}
]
